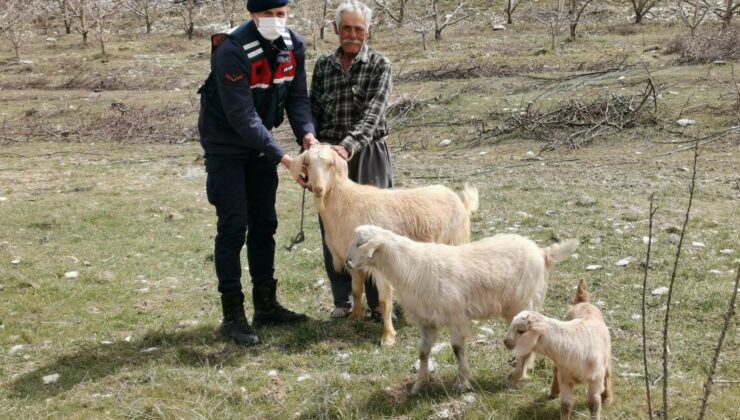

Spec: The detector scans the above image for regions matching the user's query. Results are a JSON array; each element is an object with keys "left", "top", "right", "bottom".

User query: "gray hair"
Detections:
[{"left": 335, "top": 0, "right": 373, "bottom": 29}]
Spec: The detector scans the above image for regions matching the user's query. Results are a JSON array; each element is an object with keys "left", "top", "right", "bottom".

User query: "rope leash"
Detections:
[{"left": 285, "top": 188, "right": 306, "bottom": 251}]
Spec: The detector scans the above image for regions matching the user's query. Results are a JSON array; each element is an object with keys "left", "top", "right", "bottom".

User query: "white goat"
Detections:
[
  {"left": 290, "top": 145, "right": 478, "bottom": 347},
  {"left": 345, "top": 224, "right": 579, "bottom": 394},
  {"left": 504, "top": 279, "right": 613, "bottom": 420}
]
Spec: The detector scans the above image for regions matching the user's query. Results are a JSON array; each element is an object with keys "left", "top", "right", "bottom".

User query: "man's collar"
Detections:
[{"left": 333, "top": 42, "right": 369, "bottom": 65}]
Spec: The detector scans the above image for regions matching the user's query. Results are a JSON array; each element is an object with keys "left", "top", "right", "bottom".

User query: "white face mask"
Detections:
[{"left": 256, "top": 17, "right": 287, "bottom": 41}]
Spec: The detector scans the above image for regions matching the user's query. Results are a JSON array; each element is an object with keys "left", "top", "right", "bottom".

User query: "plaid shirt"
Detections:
[{"left": 310, "top": 43, "right": 392, "bottom": 156}]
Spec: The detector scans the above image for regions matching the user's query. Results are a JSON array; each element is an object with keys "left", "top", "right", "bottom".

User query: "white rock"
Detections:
[
  {"left": 9, "top": 344, "right": 24, "bottom": 354},
  {"left": 313, "top": 278, "right": 325, "bottom": 288},
  {"left": 719, "top": 249, "right": 733, "bottom": 254},
  {"left": 709, "top": 270, "right": 722, "bottom": 275},
  {"left": 463, "top": 393, "right": 477, "bottom": 403},
  {"left": 631, "top": 314, "right": 641, "bottom": 320},
  {"left": 136, "top": 287, "right": 150, "bottom": 293},
  {"left": 586, "top": 264, "right": 602, "bottom": 270},
  {"left": 478, "top": 327, "right": 495, "bottom": 335},
  {"left": 516, "top": 211, "right": 530, "bottom": 218},
  {"left": 615, "top": 257, "right": 632, "bottom": 267},
  {"left": 651, "top": 287, "right": 670, "bottom": 296},
  {"left": 297, "top": 374, "right": 311, "bottom": 382},
  {"left": 0, "top": 196, "right": 7, "bottom": 201},
  {"left": 42, "top": 373, "right": 60, "bottom": 384},
  {"left": 140, "top": 347, "right": 159, "bottom": 353},
  {"left": 439, "top": 139, "right": 452, "bottom": 146},
  {"left": 479, "top": 151, "right": 487, "bottom": 155},
  {"left": 431, "top": 342, "right": 450, "bottom": 354},
  {"left": 642, "top": 236, "right": 655, "bottom": 245},
  {"left": 11, "top": 257, "right": 21, "bottom": 264},
  {"left": 124, "top": 335, "right": 132, "bottom": 342},
  {"left": 413, "top": 358, "right": 437, "bottom": 373},
  {"left": 268, "top": 370, "right": 278, "bottom": 377},
  {"left": 676, "top": 118, "right": 696, "bottom": 127},
  {"left": 492, "top": 24, "right": 506, "bottom": 31},
  {"left": 525, "top": 150, "right": 536, "bottom": 158},
  {"left": 336, "top": 351, "right": 350, "bottom": 361},
  {"left": 692, "top": 241, "right": 705, "bottom": 248},
  {"left": 618, "top": 76, "right": 625, "bottom": 80},
  {"left": 341, "top": 372, "right": 351, "bottom": 380},
  {"left": 596, "top": 300, "right": 605, "bottom": 307},
  {"left": 619, "top": 372, "right": 642, "bottom": 378},
  {"left": 64, "top": 271, "right": 79, "bottom": 279},
  {"left": 100, "top": 340, "right": 113, "bottom": 345}
]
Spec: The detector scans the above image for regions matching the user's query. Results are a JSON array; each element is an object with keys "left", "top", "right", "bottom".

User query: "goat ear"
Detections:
[
  {"left": 363, "top": 238, "right": 382, "bottom": 259},
  {"left": 527, "top": 313, "right": 547, "bottom": 335},
  {"left": 289, "top": 152, "right": 306, "bottom": 181},
  {"left": 332, "top": 150, "right": 349, "bottom": 179}
]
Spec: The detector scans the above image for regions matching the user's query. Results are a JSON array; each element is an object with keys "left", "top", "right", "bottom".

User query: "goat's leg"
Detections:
[
  {"left": 410, "top": 325, "right": 438, "bottom": 395},
  {"left": 558, "top": 378, "right": 574, "bottom": 420},
  {"left": 549, "top": 366, "right": 560, "bottom": 399},
  {"left": 587, "top": 377, "right": 605, "bottom": 420},
  {"left": 349, "top": 271, "right": 365, "bottom": 320},
  {"left": 601, "top": 364, "right": 613, "bottom": 404},
  {"left": 508, "top": 350, "right": 535, "bottom": 387},
  {"left": 451, "top": 329, "right": 472, "bottom": 392},
  {"left": 376, "top": 278, "right": 396, "bottom": 347}
]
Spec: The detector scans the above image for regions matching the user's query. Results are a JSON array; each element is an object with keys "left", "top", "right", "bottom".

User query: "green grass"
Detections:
[{"left": 1, "top": 4, "right": 739, "bottom": 419}]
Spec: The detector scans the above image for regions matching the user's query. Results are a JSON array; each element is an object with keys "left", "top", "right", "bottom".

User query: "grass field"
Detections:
[{"left": 1, "top": 3, "right": 739, "bottom": 419}]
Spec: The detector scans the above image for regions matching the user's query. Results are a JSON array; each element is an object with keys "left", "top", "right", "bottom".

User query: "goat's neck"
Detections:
[
  {"left": 534, "top": 317, "right": 582, "bottom": 360},
  {"left": 370, "top": 239, "right": 435, "bottom": 293},
  {"left": 317, "top": 177, "right": 360, "bottom": 217}
]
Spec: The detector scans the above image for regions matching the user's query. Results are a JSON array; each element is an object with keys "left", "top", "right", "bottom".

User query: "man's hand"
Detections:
[
  {"left": 302, "top": 133, "right": 319, "bottom": 151},
  {"left": 331, "top": 145, "right": 350, "bottom": 160},
  {"left": 280, "top": 154, "right": 312, "bottom": 190}
]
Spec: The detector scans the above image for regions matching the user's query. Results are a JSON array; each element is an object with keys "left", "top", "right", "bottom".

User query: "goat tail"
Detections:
[
  {"left": 573, "top": 278, "right": 590, "bottom": 304},
  {"left": 460, "top": 183, "right": 479, "bottom": 215},
  {"left": 543, "top": 238, "right": 579, "bottom": 269}
]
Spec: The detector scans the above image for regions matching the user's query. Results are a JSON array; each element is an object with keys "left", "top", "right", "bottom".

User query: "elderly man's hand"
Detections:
[{"left": 331, "top": 145, "right": 350, "bottom": 160}]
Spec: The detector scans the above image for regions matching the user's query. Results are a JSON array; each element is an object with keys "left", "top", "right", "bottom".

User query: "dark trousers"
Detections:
[
  {"left": 319, "top": 217, "right": 379, "bottom": 310},
  {"left": 205, "top": 155, "right": 278, "bottom": 294}
]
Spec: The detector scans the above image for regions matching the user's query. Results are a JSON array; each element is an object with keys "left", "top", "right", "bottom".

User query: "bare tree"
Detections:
[
  {"left": 713, "top": 0, "right": 739, "bottom": 30},
  {"left": 373, "top": 0, "right": 408, "bottom": 26},
  {"left": 66, "top": 0, "right": 92, "bottom": 43},
  {"left": 122, "top": 0, "right": 162, "bottom": 34},
  {"left": 677, "top": 0, "right": 712, "bottom": 37},
  {"left": 0, "top": 0, "right": 30, "bottom": 61},
  {"left": 504, "top": 0, "right": 525, "bottom": 24},
  {"left": 89, "top": 0, "right": 119, "bottom": 57},
  {"left": 214, "top": 0, "right": 240, "bottom": 28},
  {"left": 169, "top": 0, "right": 204, "bottom": 41},
  {"left": 431, "top": 0, "right": 475, "bottom": 40},
  {"left": 534, "top": 0, "right": 568, "bottom": 50},
  {"left": 55, "top": 0, "right": 73, "bottom": 34},
  {"left": 630, "top": 0, "right": 662, "bottom": 24},
  {"left": 567, "top": 0, "right": 595, "bottom": 39},
  {"left": 409, "top": 0, "right": 434, "bottom": 50},
  {"left": 296, "top": 0, "right": 331, "bottom": 49}
]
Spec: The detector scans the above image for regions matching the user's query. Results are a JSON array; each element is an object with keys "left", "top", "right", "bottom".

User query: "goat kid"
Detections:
[
  {"left": 290, "top": 145, "right": 477, "bottom": 347},
  {"left": 345, "top": 224, "right": 579, "bottom": 394},
  {"left": 504, "top": 279, "right": 613, "bottom": 420}
]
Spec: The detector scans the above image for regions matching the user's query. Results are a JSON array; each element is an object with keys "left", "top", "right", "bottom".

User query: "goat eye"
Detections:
[{"left": 517, "top": 326, "right": 526, "bottom": 334}]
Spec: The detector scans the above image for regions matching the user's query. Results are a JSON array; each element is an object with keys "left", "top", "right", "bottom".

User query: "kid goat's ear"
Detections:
[{"left": 289, "top": 152, "right": 306, "bottom": 181}]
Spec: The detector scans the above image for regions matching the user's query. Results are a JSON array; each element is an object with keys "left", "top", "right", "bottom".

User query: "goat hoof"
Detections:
[
  {"left": 381, "top": 336, "right": 396, "bottom": 348},
  {"left": 455, "top": 380, "right": 472, "bottom": 392},
  {"left": 409, "top": 384, "right": 422, "bottom": 396},
  {"left": 508, "top": 378, "right": 524, "bottom": 389}
]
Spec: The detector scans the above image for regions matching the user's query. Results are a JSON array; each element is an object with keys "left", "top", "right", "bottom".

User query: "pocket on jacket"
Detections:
[{"left": 351, "top": 85, "right": 367, "bottom": 111}]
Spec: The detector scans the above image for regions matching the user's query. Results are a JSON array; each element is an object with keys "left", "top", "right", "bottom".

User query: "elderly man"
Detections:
[
  {"left": 198, "top": 0, "right": 319, "bottom": 346},
  {"left": 310, "top": 0, "right": 393, "bottom": 322}
]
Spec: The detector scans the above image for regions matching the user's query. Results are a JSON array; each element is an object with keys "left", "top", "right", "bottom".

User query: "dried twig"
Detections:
[
  {"left": 661, "top": 140, "right": 700, "bottom": 420},
  {"left": 698, "top": 265, "right": 740, "bottom": 420},
  {"left": 642, "top": 193, "right": 657, "bottom": 420}
]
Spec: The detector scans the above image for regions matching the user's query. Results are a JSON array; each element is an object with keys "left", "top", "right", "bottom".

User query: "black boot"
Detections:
[
  {"left": 219, "top": 291, "right": 259, "bottom": 346},
  {"left": 252, "top": 280, "right": 309, "bottom": 326}
]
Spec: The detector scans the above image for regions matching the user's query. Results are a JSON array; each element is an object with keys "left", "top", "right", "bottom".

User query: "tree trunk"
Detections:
[
  {"left": 421, "top": 32, "right": 427, "bottom": 50},
  {"left": 635, "top": 10, "right": 643, "bottom": 24},
  {"left": 570, "top": 22, "right": 577, "bottom": 38},
  {"left": 100, "top": 39, "right": 106, "bottom": 57},
  {"left": 435, "top": 28, "right": 442, "bottom": 40},
  {"left": 398, "top": 1, "right": 405, "bottom": 26},
  {"left": 507, "top": 12, "right": 513, "bottom": 24},
  {"left": 65, "top": 20, "right": 72, "bottom": 34},
  {"left": 14, "top": 45, "right": 20, "bottom": 61},
  {"left": 551, "top": 33, "right": 556, "bottom": 50},
  {"left": 146, "top": 20, "right": 152, "bottom": 34}
]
